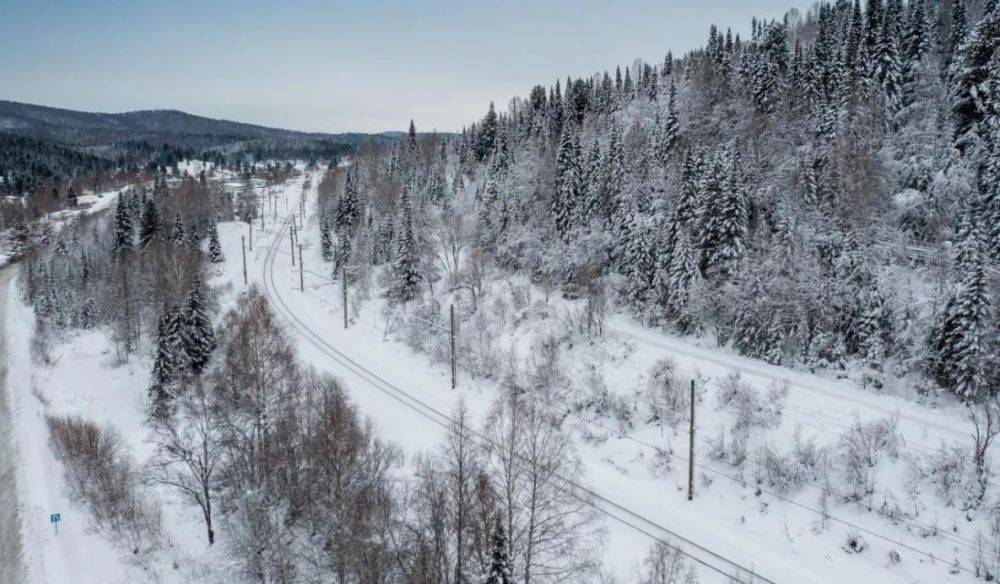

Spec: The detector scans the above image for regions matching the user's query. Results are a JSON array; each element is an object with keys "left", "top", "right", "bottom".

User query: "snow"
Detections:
[
  {"left": 239, "top": 173, "right": 981, "bottom": 582},
  {"left": 2, "top": 170, "right": 989, "bottom": 583}
]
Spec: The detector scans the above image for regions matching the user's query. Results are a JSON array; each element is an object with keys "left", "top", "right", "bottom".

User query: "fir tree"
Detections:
[
  {"left": 207, "top": 220, "right": 224, "bottom": 263},
  {"left": 552, "top": 126, "right": 581, "bottom": 239},
  {"left": 930, "top": 211, "right": 991, "bottom": 397},
  {"left": 476, "top": 103, "right": 498, "bottom": 161},
  {"left": 337, "top": 166, "right": 362, "bottom": 233},
  {"left": 139, "top": 196, "right": 161, "bottom": 247},
  {"left": 170, "top": 211, "right": 186, "bottom": 244},
  {"left": 112, "top": 194, "right": 134, "bottom": 253},
  {"left": 150, "top": 306, "right": 182, "bottom": 417},
  {"left": 951, "top": 6, "right": 1000, "bottom": 148},
  {"left": 391, "top": 189, "right": 421, "bottom": 303},
  {"left": 668, "top": 227, "right": 698, "bottom": 317},
  {"left": 320, "top": 212, "right": 334, "bottom": 262},
  {"left": 181, "top": 277, "right": 216, "bottom": 376},
  {"left": 484, "top": 516, "right": 511, "bottom": 584}
]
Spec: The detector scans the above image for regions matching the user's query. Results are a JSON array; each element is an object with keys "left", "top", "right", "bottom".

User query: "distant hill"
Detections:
[
  {"left": 0, "top": 100, "right": 412, "bottom": 195},
  {"left": 0, "top": 100, "right": 398, "bottom": 149}
]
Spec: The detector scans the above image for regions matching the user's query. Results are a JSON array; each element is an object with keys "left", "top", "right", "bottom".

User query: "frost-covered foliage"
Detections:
[{"left": 321, "top": 2, "right": 1000, "bottom": 401}]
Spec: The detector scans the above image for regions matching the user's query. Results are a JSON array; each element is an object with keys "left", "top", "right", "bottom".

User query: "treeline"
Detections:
[
  {"left": 320, "top": 0, "right": 1000, "bottom": 402},
  {"left": 19, "top": 173, "right": 229, "bottom": 360}
]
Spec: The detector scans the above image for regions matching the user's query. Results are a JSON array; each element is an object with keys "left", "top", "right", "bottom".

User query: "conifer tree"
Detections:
[
  {"left": 337, "top": 167, "right": 362, "bottom": 233},
  {"left": 552, "top": 126, "right": 581, "bottom": 239},
  {"left": 930, "top": 210, "right": 991, "bottom": 397},
  {"left": 484, "top": 516, "right": 511, "bottom": 584},
  {"left": 207, "top": 220, "right": 224, "bottom": 263},
  {"left": 391, "top": 189, "right": 421, "bottom": 303},
  {"left": 139, "top": 196, "right": 161, "bottom": 247},
  {"left": 150, "top": 306, "right": 182, "bottom": 417},
  {"left": 181, "top": 277, "right": 216, "bottom": 376},
  {"left": 668, "top": 228, "right": 698, "bottom": 318},
  {"left": 320, "top": 212, "right": 334, "bottom": 262},
  {"left": 112, "top": 194, "right": 134, "bottom": 253},
  {"left": 170, "top": 211, "right": 186, "bottom": 244},
  {"left": 951, "top": 6, "right": 1000, "bottom": 148},
  {"left": 476, "top": 103, "right": 498, "bottom": 161}
]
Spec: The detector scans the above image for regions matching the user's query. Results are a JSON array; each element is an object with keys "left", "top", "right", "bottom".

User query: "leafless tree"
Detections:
[
  {"left": 148, "top": 380, "right": 223, "bottom": 545},
  {"left": 485, "top": 395, "right": 601, "bottom": 584}
]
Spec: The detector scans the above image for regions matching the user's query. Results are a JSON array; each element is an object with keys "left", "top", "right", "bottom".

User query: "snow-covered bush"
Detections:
[
  {"left": 837, "top": 416, "right": 901, "bottom": 502},
  {"left": 644, "top": 358, "right": 697, "bottom": 429},
  {"left": 576, "top": 369, "right": 633, "bottom": 431},
  {"left": 907, "top": 443, "right": 971, "bottom": 507},
  {"left": 46, "top": 415, "right": 161, "bottom": 554},
  {"left": 715, "top": 373, "right": 788, "bottom": 432},
  {"left": 639, "top": 540, "right": 699, "bottom": 584},
  {"left": 842, "top": 529, "right": 868, "bottom": 554}
]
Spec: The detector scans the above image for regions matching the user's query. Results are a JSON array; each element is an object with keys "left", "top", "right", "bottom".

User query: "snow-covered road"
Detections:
[{"left": 0, "top": 264, "right": 24, "bottom": 584}]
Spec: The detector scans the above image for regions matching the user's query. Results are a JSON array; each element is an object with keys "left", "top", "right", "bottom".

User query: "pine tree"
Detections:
[
  {"left": 170, "top": 211, "right": 186, "bottom": 244},
  {"left": 112, "top": 194, "right": 134, "bottom": 253},
  {"left": 484, "top": 516, "right": 511, "bottom": 584},
  {"left": 139, "top": 196, "right": 161, "bottom": 247},
  {"left": 181, "top": 277, "right": 216, "bottom": 376},
  {"left": 207, "top": 220, "right": 224, "bottom": 263}
]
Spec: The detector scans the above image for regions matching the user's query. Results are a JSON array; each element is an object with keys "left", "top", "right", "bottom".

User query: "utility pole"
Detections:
[
  {"left": 450, "top": 304, "right": 457, "bottom": 389},
  {"left": 290, "top": 226, "right": 296, "bottom": 266},
  {"left": 241, "top": 235, "right": 248, "bottom": 285},
  {"left": 688, "top": 379, "right": 695, "bottom": 501},
  {"left": 248, "top": 220, "right": 253, "bottom": 251},
  {"left": 342, "top": 265, "right": 349, "bottom": 329},
  {"left": 298, "top": 244, "right": 304, "bottom": 292}
]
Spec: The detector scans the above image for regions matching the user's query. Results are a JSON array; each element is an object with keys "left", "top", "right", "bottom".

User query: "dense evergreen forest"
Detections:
[{"left": 329, "top": 0, "right": 1000, "bottom": 402}]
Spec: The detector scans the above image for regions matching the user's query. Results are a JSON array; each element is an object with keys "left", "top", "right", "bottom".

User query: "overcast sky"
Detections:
[{"left": 0, "top": 0, "right": 812, "bottom": 134}]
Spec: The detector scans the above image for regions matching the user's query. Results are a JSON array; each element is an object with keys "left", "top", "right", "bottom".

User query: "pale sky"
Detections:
[{"left": 0, "top": 0, "right": 812, "bottom": 134}]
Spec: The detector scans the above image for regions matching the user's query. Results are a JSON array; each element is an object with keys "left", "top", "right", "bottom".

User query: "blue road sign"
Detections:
[{"left": 50, "top": 513, "right": 60, "bottom": 523}]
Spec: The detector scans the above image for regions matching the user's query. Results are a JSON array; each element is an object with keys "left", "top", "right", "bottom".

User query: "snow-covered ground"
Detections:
[
  {"left": 3, "top": 172, "right": 989, "bottom": 582},
  {"left": 0, "top": 266, "right": 24, "bottom": 584},
  {"left": 247, "top": 174, "right": 983, "bottom": 582}
]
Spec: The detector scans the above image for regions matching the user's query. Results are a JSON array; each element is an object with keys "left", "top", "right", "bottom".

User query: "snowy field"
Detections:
[{"left": 2, "top": 171, "right": 991, "bottom": 583}]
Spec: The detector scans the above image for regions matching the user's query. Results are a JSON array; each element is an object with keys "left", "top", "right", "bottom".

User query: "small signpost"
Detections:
[{"left": 50, "top": 513, "right": 61, "bottom": 535}]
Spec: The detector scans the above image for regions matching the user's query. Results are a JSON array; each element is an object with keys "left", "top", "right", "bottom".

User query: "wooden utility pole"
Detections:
[
  {"left": 241, "top": 235, "right": 248, "bottom": 285},
  {"left": 450, "top": 304, "right": 457, "bottom": 389},
  {"left": 290, "top": 226, "right": 296, "bottom": 266},
  {"left": 342, "top": 265, "right": 349, "bottom": 329},
  {"left": 688, "top": 379, "right": 695, "bottom": 501},
  {"left": 298, "top": 244, "right": 304, "bottom": 292},
  {"left": 248, "top": 221, "right": 253, "bottom": 251}
]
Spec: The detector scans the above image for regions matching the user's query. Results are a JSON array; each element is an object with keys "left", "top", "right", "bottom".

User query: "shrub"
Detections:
[{"left": 46, "top": 415, "right": 160, "bottom": 554}]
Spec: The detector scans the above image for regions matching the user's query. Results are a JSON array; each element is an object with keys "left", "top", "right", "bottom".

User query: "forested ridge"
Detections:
[{"left": 330, "top": 0, "right": 1000, "bottom": 401}]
